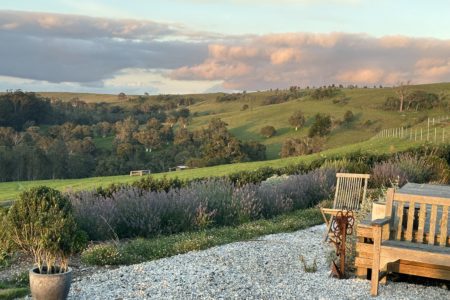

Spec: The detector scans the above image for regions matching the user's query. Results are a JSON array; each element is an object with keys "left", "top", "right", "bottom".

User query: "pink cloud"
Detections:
[
  {"left": 337, "top": 68, "right": 384, "bottom": 84},
  {"left": 170, "top": 33, "right": 450, "bottom": 90},
  {"left": 270, "top": 48, "right": 301, "bottom": 65},
  {"left": 171, "top": 60, "right": 252, "bottom": 80}
]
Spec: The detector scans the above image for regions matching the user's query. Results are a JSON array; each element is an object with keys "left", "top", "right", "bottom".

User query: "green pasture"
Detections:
[{"left": 0, "top": 137, "right": 432, "bottom": 202}]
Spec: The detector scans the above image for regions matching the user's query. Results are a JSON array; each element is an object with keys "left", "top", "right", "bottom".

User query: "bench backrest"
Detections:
[
  {"left": 333, "top": 173, "right": 370, "bottom": 210},
  {"left": 385, "top": 188, "right": 450, "bottom": 247}
]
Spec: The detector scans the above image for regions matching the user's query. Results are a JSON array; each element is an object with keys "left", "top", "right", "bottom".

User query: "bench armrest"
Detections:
[{"left": 371, "top": 217, "right": 391, "bottom": 227}]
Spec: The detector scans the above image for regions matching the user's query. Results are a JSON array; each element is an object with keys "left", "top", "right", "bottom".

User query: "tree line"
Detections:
[{"left": 0, "top": 91, "right": 265, "bottom": 182}]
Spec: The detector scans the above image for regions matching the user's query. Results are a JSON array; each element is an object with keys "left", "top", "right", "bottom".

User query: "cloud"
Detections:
[
  {"left": 1, "top": 10, "right": 450, "bottom": 93},
  {"left": 171, "top": 32, "right": 450, "bottom": 89},
  {"left": 0, "top": 10, "right": 210, "bottom": 84}
]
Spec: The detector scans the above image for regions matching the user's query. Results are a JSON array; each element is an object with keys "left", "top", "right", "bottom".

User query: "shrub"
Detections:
[
  {"left": 308, "top": 114, "right": 332, "bottom": 137},
  {"left": 81, "top": 244, "right": 130, "bottom": 266},
  {"left": 228, "top": 166, "right": 275, "bottom": 186},
  {"left": 310, "top": 87, "right": 341, "bottom": 100},
  {"left": 0, "top": 209, "right": 12, "bottom": 267},
  {"left": 260, "top": 126, "right": 277, "bottom": 138},
  {"left": 71, "top": 169, "right": 335, "bottom": 241},
  {"left": 289, "top": 111, "right": 306, "bottom": 131},
  {"left": 343, "top": 110, "right": 354, "bottom": 123},
  {"left": 371, "top": 153, "right": 443, "bottom": 188},
  {"left": 320, "top": 158, "right": 371, "bottom": 174},
  {"left": 280, "top": 137, "right": 324, "bottom": 158},
  {"left": 7, "top": 186, "right": 87, "bottom": 273}
]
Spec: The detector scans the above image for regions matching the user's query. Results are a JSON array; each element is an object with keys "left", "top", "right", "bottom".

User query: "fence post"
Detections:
[
  {"left": 415, "top": 129, "right": 417, "bottom": 141},
  {"left": 410, "top": 128, "right": 412, "bottom": 140},
  {"left": 427, "top": 118, "right": 430, "bottom": 141}
]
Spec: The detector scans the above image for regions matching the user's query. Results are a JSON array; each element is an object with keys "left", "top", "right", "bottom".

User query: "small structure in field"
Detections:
[
  {"left": 129, "top": 170, "right": 151, "bottom": 176},
  {"left": 176, "top": 165, "right": 189, "bottom": 171}
]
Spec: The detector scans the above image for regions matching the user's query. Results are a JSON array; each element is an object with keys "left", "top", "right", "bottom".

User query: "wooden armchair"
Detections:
[{"left": 320, "top": 173, "right": 370, "bottom": 240}]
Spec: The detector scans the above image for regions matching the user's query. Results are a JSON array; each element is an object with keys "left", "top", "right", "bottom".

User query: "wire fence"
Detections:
[{"left": 373, "top": 116, "right": 450, "bottom": 143}]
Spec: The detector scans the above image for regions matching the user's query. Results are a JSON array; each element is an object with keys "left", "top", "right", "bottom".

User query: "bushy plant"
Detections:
[
  {"left": 371, "top": 153, "right": 445, "bottom": 188},
  {"left": 70, "top": 168, "right": 336, "bottom": 241},
  {"left": 0, "top": 209, "right": 12, "bottom": 267},
  {"left": 320, "top": 158, "right": 371, "bottom": 174},
  {"left": 6, "top": 186, "right": 87, "bottom": 274},
  {"left": 81, "top": 244, "right": 129, "bottom": 266}
]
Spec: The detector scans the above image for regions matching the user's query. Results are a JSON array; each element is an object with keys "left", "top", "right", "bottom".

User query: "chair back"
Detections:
[
  {"left": 385, "top": 188, "right": 450, "bottom": 246},
  {"left": 333, "top": 173, "right": 370, "bottom": 210}
]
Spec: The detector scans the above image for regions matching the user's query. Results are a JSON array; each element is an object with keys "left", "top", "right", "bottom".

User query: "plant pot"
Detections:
[{"left": 29, "top": 267, "right": 72, "bottom": 300}]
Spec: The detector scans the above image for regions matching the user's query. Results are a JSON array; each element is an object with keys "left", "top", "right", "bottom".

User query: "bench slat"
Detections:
[
  {"left": 440, "top": 206, "right": 448, "bottom": 247},
  {"left": 395, "top": 202, "right": 404, "bottom": 240},
  {"left": 429, "top": 205, "right": 438, "bottom": 245},
  {"left": 417, "top": 203, "right": 427, "bottom": 243},
  {"left": 405, "top": 201, "right": 415, "bottom": 242}
]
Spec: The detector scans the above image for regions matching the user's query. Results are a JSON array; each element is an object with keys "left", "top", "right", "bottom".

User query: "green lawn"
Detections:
[{"left": 0, "top": 137, "right": 433, "bottom": 202}]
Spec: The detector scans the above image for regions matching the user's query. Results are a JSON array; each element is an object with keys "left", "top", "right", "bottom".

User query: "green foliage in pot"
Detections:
[{"left": 6, "top": 186, "right": 87, "bottom": 274}]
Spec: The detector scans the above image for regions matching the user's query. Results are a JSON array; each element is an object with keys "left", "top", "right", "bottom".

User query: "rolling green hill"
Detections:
[
  {"left": 35, "top": 82, "right": 450, "bottom": 159},
  {"left": 0, "top": 82, "right": 448, "bottom": 202},
  {"left": 0, "top": 136, "right": 445, "bottom": 202}
]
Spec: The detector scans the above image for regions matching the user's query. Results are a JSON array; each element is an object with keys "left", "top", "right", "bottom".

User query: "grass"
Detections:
[
  {"left": 0, "top": 287, "right": 29, "bottom": 300},
  {"left": 0, "top": 277, "right": 29, "bottom": 300},
  {"left": 0, "top": 137, "right": 431, "bottom": 202},
  {"left": 82, "top": 207, "right": 324, "bottom": 266},
  {"left": 37, "top": 83, "right": 450, "bottom": 159},
  {"left": 0, "top": 83, "right": 448, "bottom": 202}
]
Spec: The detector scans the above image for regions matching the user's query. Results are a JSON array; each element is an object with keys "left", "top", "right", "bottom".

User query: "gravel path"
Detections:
[{"left": 70, "top": 225, "right": 449, "bottom": 299}]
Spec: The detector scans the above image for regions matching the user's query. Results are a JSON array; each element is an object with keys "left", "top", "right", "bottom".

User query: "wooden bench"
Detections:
[
  {"left": 370, "top": 188, "right": 450, "bottom": 296},
  {"left": 129, "top": 170, "right": 151, "bottom": 176}
]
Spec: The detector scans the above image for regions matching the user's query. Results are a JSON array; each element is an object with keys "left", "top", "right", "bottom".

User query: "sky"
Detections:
[{"left": 0, "top": 0, "right": 449, "bottom": 94}]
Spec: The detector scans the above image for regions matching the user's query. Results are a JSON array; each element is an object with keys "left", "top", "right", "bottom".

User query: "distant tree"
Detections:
[
  {"left": 289, "top": 111, "right": 306, "bottom": 131},
  {"left": 308, "top": 114, "right": 332, "bottom": 137},
  {"left": 394, "top": 80, "right": 411, "bottom": 112},
  {"left": 241, "top": 104, "right": 249, "bottom": 111},
  {"left": 114, "top": 117, "right": 139, "bottom": 143},
  {"left": 260, "top": 126, "right": 276, "bottom": 138},
  {"left": 174, "top": 128, "right": 193, "bottom": 146},
  {"left": 133, "top": 129, "right": 161, "bottom": 152},
  {"left": 118, "top": 92, "right": 127, "bottom": 101},
  {"left": 241, "top": 141, "right": 266, "bottom": 161},
  {"left": 280, "top": 137, "right": 323, "bottom": 158}
]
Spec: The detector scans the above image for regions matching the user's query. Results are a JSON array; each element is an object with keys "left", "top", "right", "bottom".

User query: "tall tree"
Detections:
[
  {"left": 288, "top": 111, "right": 306, "bottom": 131},
  {"left": 394, "top": 80, "right": 411, "bottom": 112}
]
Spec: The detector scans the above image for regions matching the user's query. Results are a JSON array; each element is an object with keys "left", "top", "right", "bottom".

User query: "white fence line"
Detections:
[{"left": 374, "top": 116, "right": 449, "bottom": 143}]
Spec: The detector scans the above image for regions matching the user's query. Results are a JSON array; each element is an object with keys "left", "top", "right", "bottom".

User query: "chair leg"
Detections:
[{"left": 323, "top": 216, "right": 334, "bottom": 241}]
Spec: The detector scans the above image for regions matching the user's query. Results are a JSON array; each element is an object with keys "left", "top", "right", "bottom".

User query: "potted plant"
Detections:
[{"left": 6, "top": 186, "right": 87, "bottom": 300}]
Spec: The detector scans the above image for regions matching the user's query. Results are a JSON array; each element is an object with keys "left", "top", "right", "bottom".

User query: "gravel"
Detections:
[{"left": 69, "top": 225, "right": 449, "bottom": 299}]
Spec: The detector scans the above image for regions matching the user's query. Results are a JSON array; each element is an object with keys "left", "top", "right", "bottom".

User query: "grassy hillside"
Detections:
[
  {"left": 0, "top": 83, "right": 447, "bottom": 202},
  {"left": 40, "top": 83, "right": 449, "bottom": 159},
  {"left": 0, "top": 136, "right": 440, "bottom": 202}
]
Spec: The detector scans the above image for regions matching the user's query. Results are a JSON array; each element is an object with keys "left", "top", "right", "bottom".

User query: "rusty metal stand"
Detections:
[{"left": 328, "top": 209, "right": 354, "bottom": 279}]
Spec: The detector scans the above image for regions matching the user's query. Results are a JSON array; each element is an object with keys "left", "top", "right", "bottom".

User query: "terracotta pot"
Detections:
[{"left": 29, "top": 267, "right": 72, "bottom": 300}]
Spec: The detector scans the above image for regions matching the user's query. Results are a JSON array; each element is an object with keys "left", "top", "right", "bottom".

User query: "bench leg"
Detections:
[
  {"left": 371, "top": 264, "right": 380, "bottom": 296},
  {"left": 371, "top": 226, "right": 382, "bottom": 296}
]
